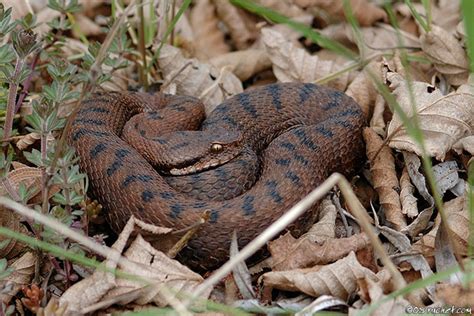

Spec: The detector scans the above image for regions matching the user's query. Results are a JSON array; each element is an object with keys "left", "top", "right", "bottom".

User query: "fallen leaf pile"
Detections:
[{"left": 1, "top": 0, "right": 474, "bottom": 314}]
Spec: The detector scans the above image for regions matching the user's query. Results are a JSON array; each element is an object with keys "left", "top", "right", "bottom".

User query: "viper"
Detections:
[{"left": 69, "top": 83, "right": 366, "bottom": 271}]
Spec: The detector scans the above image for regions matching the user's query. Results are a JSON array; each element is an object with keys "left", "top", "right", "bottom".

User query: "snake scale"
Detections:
[{"left": 69, "top": 83, "right": 366, "bottom": 271}]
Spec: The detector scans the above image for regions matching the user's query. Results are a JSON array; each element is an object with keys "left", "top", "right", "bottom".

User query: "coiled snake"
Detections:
[{"left": 69, "top": 83, "right": 366, "bottom": 271}]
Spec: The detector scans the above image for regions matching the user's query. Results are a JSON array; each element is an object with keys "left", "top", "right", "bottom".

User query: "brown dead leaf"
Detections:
[
  {"left": 105, "top": 235, "right": 208, "bottom": 306},
  {"left": 294, "top": 0, "right": 387, "bottom": 26},
  {"left": 190, "top": 0, "right": 229, "bottom": 60},
  {"left": 363, "top": 127, "right": 406, "bottom": 230},
  {"left": 212, "top": 0, "right": 258, "bottom": 50},
  {"left": 400, "top": 167, "right": 418, "bottom": 218},
  {"left": 355, "top": 269, "right": 410, "bottom": 315},
  {"left": 268, "top": 232, "right": 371, "bottom": 271},
  {"left": 453, "top": 135, "right": 474, "bottom": 155},
  {"left": 251, "top": 15, "right": 313, "bottom": 50},
  {"left": 15, "top": 132, "right": 55, "bottom": 151},
  {"left": 413, "top": 196, "right": 470, "bottom": 267},
  {"left": 74, "top": 14, "right": 102, "bottom": 37},
  {"left": 0, "top": 209, "right": 30, "bottom": 259},
  {"left": 254, "top": 0, "right": 305, "bottom": 17},
  {"left": 395, "top": 2, "right": 461, "bottom": 33},
  {"left": 436, "top": 282, "right": 474, "bottom": 309},
  {"left": 320, "top": 24, "right": 419, "bottom": 58},
  {"left": 370, "top": 95, "right": 387, "bottom": 136},
  {"left": 420, "top": 24, "right": 469, "bottom": 86},
  {"left": 59, "top": 216, "right": 209, "bottom": 314},
  {"left": 305, "top": 196, "right": 337, "bottom": 243},
  {"left": 262, "top": 28, "right": 349, "bottom": 90},
  {"left": 346, "top": 69, "right": 377, "bottom": 119},
  {"left": 0, "top": 252, "right": 36, "bottom": 305},
  {"left": 158, "top": 44, "right": 243, "bottom": 113},
  {"left": 209, "top": 49, "right": 271, "bottom": 81},
  {"left": 386, "top": 72, "right": 474, "bottom": 160},
  {"left": 2, "top": 0, "right": 32, "bottom": 20},
  {"left": 262, "top": 252, "right": 378, "bottom": 300}
]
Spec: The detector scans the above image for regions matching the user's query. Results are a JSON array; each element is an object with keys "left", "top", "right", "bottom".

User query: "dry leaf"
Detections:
[
  {"left": 190, "top": 0, "right": 229, "bottom": 60},
  {"left": 420, "top": 24, "right": 469, "bottom": 86},
  {"left": 386, "top": 72, "right": 474, "bottom": 160},
  {"left": 105, "top": 235, "right": 208, "bottom": 306},
  {"left": 268, "top": 232, "right": 371, "bottom": 271},
  {"left": 212, "top": 0, "right": 258, "bottom": 50},
  {"left": 394, "top": 1, "right": 461, "bottom": 33},
  {"left": 15, "top": 132, "right": 55, "bottom": 151},
  {"left": 262, "top": 28, "right": 349, "bottom": 90},
  {"left": 305, "top": 196, "right": 337, "bottom": 243},
  {"left": 453, "top": 135, "right": 474, "bottom": 155},
  {"left": 0, "top": 252, "right": 36, "bottom": 305},
  {"left": 402, "top": 152, "right": 433, "bottom": 205},
  {"left": 158, "top": 44, "right": 243, "bottom": 113},
  {"left": 363, "top": 127, "right": 406, "bottom": 230},
  {"left": 370, "top": 95, "right": 387, "bottom": 136},
  {"left": 346, "top": 69, "right": 377, "bottom": 119},
  {"left": 74, "top": 14, "right": 102, "bottom": 37},
  {"left": 355, "top": 269, "right": 410, "bottom": 315},
  {"left": 294, "top": 0, "right": 387, "bottom": 26},
  {"left": 296, "top": 295, "right": 348, "bottom": 315},
  {"left": 432, "top": 161, "right": 463, "bottom": 196},
  {"left": 209, "top": 49, "right": 271, "bottom": 81},
  {"left": 413, "top": 196, "right": 470, "bottom": 267},
  {"left": 254, "top": 0, "right": 305, "bottom": 17},
  {"left": 262, "top": 252, "right": 378, "bottom": 300},
  {"left": 251, "top": 14, "right": 313, "bottom": 50},
  {"left": 320, "top": 24, "right": 420, "bottom": 58},
  {"left": 400, "top": 167, "right": 418, "bottom": 218},
  {"left": 436, "top": 282, "right": 474, "bottom": 309},
  {"left": 59, "top": 216, "right": 209, "bottom": 314},
  {"left": 230, "top": 232, "right": 255, "bottom": 299}
]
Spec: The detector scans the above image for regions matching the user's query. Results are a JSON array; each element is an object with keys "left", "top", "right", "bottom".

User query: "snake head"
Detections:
[{"left": 157, "top": 129, "right": 243, "bottom": 175}]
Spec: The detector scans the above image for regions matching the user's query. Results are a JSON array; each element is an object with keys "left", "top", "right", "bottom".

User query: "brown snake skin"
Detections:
[{"left": 69, "top": 83, "right": 366, "bottom": 271}]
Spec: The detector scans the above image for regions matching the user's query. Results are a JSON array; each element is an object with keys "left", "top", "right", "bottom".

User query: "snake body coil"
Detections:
[{"left": 69, "top": 83, "right": 366, "bottom": 270}]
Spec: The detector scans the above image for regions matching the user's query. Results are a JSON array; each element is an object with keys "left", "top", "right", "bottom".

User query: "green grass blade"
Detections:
[
  {"left": 149, "top": 0, "right": 192, "bottom": 71},
  {"left": 405, "top": 0, "right": 429, "bottom": 32},
  {"left": 230, "top": 0, "right": 356, "bottom": 60},
  {"left": 462, "top": 0, "right": 474, "bottom": 71}
]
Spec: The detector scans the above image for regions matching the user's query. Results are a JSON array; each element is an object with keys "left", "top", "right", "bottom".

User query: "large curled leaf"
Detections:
[{"left": 386, "top": 72, "right": 474, "bottom": 160}]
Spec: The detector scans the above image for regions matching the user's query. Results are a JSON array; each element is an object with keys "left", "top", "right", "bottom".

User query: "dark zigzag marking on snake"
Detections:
[
  {"left": 237, "top": 93, "right": 257, "bottom": 118},
  {"left": 90, "top": 143, "right": 107, "bottom": 158},
  {"left": 266, "top": 180, "right": 283, "bottom": 204},
  {"left": 123, "top": 174, "right": 154, "bottom": 187},
  {"left": 299, "top": 83, "right": 317, "bottom": 104},
  {"left": 267, "top": 84, "right": 282, "bottom": 110},
  {"left": 75, "top": 118, "right": 105, "bottom": 125},
  {"left": 72, "top": 129, "right": 111, "bottom": 141},
  {"left": 77, "top": 106, "right": 110, "bottom": 115},
  {"left": 242, "top": 195, "right": 255, "bottom": 216},
  {"left": 106, "top": 149, "right": 131, "bottom": 176}
]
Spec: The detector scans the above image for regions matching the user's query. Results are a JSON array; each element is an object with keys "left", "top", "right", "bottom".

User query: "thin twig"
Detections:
[{"left": 2, "top": 58, "right": 24, "bottom": 151}]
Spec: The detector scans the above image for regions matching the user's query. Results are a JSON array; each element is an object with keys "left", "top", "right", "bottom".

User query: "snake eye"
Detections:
[{"left": 210, "top": 143, "right": 223, "bottom": 153}]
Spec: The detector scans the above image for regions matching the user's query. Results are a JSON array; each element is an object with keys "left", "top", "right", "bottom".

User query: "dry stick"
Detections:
[
  {"left": 189, "top": 173, "right": 406, "bottom": 302},
  {"left": 0, "top": 197, "right": 114, "bottom": 258}
]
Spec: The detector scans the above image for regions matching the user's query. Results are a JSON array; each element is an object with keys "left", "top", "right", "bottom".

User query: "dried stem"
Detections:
[
  {"left": 137, "top": 0, "right": 148, "bottom": 89},
  {"left": 2, "top": 57, "right": 25, "bottom": 150}
]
